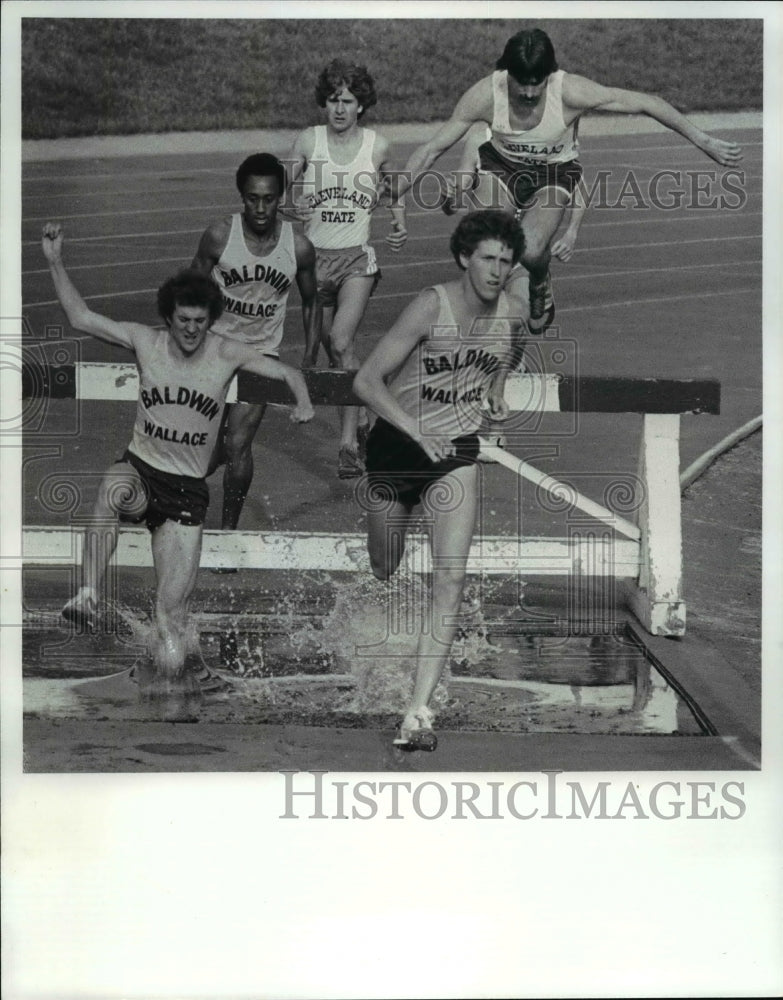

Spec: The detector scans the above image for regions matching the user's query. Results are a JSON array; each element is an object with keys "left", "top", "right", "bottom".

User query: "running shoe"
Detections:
[
  {"left": 337, "top": 445, "right": 363, "bottom": 480},
  {"left": 528, "top": 270, "right": 555, "bottom": 334},
  {"left": 61, "top": 587, "right": 100, "bottom": 632},
  {"left": 393, "top": 706, "right": 438, "bottom": 752}
]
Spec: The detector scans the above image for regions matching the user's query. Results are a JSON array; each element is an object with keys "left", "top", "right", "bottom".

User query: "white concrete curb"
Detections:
[{"left": 680, "top": 416, "right": 763, "bottom": 492}]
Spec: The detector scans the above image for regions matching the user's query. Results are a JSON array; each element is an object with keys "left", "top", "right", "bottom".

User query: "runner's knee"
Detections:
[
  {"left": 327, "top": 329, "right": 357, "bottom": 362},
  {"left": 521, "top": 242, "right": 552, "bottom": 271},
  {"left": 368, "top": 543, "right": 400, "bottom": 580},
  {"left": 223, "top": 424, "right": 255, "bottom": 461},
  {"left": 367, "top": 531, "right": 406, "bottom": 580},
  {"left": 370, "top": 560, "right": 392, "bottom": 581}
]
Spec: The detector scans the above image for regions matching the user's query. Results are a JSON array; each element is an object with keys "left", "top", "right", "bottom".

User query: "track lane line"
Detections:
[
  {"left": 21, "top": 232, "right": 762, "bottom": 278},
  {"left": 20, "top": 138, "right": 763, "bottom": 184},
  {"left": 22, "top": 267, "right": 761, "bottom": 311},
  {"left": 21, "top": 207, "right": 763, "bottom": 249}
]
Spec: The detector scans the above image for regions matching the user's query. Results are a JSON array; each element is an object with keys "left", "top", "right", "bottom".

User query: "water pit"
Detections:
[{"left": 23, "top": 574, "right": 712, "bottom": 737}]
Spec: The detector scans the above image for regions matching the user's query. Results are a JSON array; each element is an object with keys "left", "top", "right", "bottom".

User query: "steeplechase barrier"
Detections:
[{"left": 21, "top": 364, "right": 720, "bottom": 637}]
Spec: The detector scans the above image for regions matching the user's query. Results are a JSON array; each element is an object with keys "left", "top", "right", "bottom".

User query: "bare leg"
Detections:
[
  {"left": 318, "top": 302, "right": 338, "bottom": 368},
  {"left": 150, "top": 520, "right": 203, "bottom": 675},
  {"left": 366, "top": 498, "right": 415, "bottom": 581},
  {"left": 396, "top": 465, "right": 479, "bottom": 750},
  {"left": 62, "top": 461, "right": 146, "bottom": 629},
  {"left": 327, "top": 275, "right": 375, "bottom": 476},
  {"left": 138, "top": 519, "right": 204, "bottom": 719},
  {"left": 220, "top": 402, "right": 267, "bottom": 529},
  {"left": 466, "top": 170, "right": 517, "bottom": 215},
  {"left": 468, "top": 175, "right": 570, "bottom": 331},
  {"left": 411, "top": 466, "right": 478, "bottom": 708},
  {"left": 519, "top": 186, "right": 570, "bottom": 332}
]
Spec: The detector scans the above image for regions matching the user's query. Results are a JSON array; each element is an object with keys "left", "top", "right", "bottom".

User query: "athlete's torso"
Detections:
[
  {"left": 390, "top": 285, "right": 515, "bottom": 439},
  {"left": 210, "top": 216, "right": 297, "bottom": 352},
  {"left": 489, "top": 69, "right": 579, "bottom": 166},
  {"left": 301, "top": 126, "right": 378, "bottom": 249},
  {"left": 129, "top": 329, "right": 232, "bottom": 479}
]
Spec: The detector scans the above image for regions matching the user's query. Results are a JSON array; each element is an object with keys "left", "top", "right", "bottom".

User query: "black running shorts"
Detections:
[
  {"left": 364, "top": 418, "right": 479, "bottom": 511},
  {"left": 478, "top": 142, "right": 583, "bottom": 209},
  {"left": 119, "top": 449, "right": 209, "bottom": 533}
]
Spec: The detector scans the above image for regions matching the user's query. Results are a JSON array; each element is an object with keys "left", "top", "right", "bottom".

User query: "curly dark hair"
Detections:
[
  {"left": 235, "top": 153, "right": 287, "bottom": 196},
  {"left": 449, "top": 211, "right": 525, "bottom": 269},
  {"left": 496, "top": 28, "right": 558, "bottom": 84},
  {"left": 314, "top": 60, "right": 377, "bottom": 116},
  {"left": 157, "top": 270, "right": 224, "bottom": 325}
]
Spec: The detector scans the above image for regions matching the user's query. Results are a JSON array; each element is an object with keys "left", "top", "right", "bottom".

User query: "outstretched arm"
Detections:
[
  {"left": 232, "top": 346, "right": 315, "bottom": 424},
  {"left": 563, "top": 74, "right": 743, "bottom": 167},
  {"left": 392, "top": 77, "right": 491, "bottom": 198},
  {"left": 42, "top": 223, "right": 143, "bottom": 349},
  {"left": 440, "top": 123, "right": 490, "bottom": 215},
  {"left": 294, "top": 232, "right": 321, "bottom": 368}
]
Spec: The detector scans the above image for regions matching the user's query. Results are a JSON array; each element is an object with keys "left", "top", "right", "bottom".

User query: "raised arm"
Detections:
[
  {"left": 353, "top": 289, "right": 453, "bottom": 462},
  {"left": 393, "top": 77, "right": 492, "bottom": 198},
  {"left": 441, "top": 123, "right": 491, "bottom": 215},
  {"left": 562, "top": 74, "right": 743, "bottom": 167},
  {"left": 293, "top": 231, "right": 321, "bottom": 368},
  {"left": 42, "top": 223, "right": 144, "bottom": 349}
]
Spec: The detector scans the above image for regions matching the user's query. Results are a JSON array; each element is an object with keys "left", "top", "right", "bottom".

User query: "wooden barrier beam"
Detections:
[
  {"left": 19, "top": 360, "right": 722, "bottom": 638},
  {"left": 20, "top": 527, "right": 641, "bottom": 577},
  {"left": 21, "top": 362, "right": 720, "bottom": 414}
]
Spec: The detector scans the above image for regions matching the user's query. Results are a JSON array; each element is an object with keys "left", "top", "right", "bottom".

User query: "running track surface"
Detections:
[{"left": 20, "top": 127, "right": 762, "bottom": 538}]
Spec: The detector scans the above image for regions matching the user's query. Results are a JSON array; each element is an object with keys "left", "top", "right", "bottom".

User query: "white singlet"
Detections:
[
  {"left": 210, "top": 216, "right": 297, "bottom": 354},
  {"left": 301, "top": 126, "right": 377, "bottom": 249},
  {"left": 390, "top": 285, "right": 515, "bottom": 440},
  {"left": 128, "top": 329, "right": 231, "bottom": 479},
  {"left": 489, "top": 69, "right": 579, "bottom": 166}
]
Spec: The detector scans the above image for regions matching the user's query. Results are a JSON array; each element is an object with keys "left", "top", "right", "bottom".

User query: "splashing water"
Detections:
[
  {"left": 133, "top": 568, "right": 521, "bottom": 718},
  {"left": 280, "top": 571, "right": 512, "bottom": 716},
  {"left": 328, "top": 571, "right": 422, "bottom": 714},
  {"left": 99, "top": 598, "right": 155, "bottom": 654},
  {"left": 99, "top": 599, "right": 219, "bottom": 682}
]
